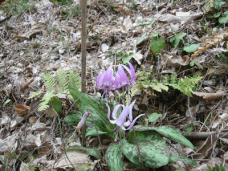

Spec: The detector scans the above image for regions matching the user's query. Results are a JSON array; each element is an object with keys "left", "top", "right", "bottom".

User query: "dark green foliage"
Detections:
[{"left": 105, "top": 143, "right": 124, "bottom": 171}]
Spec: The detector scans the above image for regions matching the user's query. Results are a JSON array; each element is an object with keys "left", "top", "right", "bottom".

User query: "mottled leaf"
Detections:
[
  {"left": 85, "top": 127, "right": 107, "bottom": 137},
  {"left": 169, "top": 156, "right": 196, "bottom": 166},
  {"left": 105, "top": 143, "right": 124, "bottom": 171},
  {"left": 148, "top": 113, "right": 162, "bottom": 122},
  {"left": 67, "top": 145, "right": 102, "bottom": 159},
  {"left": 69, "top": 88, "right": 115, "bottom": 138},
  {"left": 134, "top": 125, "right": 194, "bottom": 149},
  {"left": 121, "top": 139, "right": 170, "bottom": 168}
]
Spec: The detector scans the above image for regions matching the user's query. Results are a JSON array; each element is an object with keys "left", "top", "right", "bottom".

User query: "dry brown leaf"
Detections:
[
  {"left": 55, "top": 151, "right": 93, "bottom": 169},
  {"left": 191, "top": 92, "right": 228, "bottom": 102},
  {"left": 191, "top": 29, "right": 228, "bottom": 58},
  {"left": 14, "top": 104, "right": 30, "bottom": 116},
  {"left": 161, "top": 54, "right": 190, "bottom": 67},
  {"left": 20, "top": 78, "right": 34, "bottom": 91},
  {"left": 114, "top": 5, "right": 133, "bottom": 16},
  {"left": 193, "top": 133, "right": 217, "bottom": 160}
]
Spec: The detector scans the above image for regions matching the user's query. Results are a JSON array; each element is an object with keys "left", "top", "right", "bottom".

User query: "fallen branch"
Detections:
[{"left": 185, "top": 132, "right": 228, "bottom": 140}]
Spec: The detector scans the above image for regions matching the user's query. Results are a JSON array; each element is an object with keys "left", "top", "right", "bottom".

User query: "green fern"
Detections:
[
  {"left": 137, "top": 69, "right": 202, "bottom": 97},
  {"left": 38, "top": 92, "right": 56, "bottom": 111},
  {"left": 28, "top": 90, "right": 43, "bottom": 99},
  {"left": 29, "top": 69, "right": 81, "bottom": 111},
  {"left": 41, "top": 72, "right": 56, "bottom": 92},
  {"left": 56, "top": 70, "right": 69, "bottom": 93}
]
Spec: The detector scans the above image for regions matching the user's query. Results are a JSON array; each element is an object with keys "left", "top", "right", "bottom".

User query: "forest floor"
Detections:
[{"left": 0, "top": 0, "right": 228, "bottom": 170}]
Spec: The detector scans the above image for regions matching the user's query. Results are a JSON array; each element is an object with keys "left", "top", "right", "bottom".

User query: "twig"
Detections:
[
  {"left": 81, "top": 0, "right": 87, "bottom": 147},
  {"left": 185, "top": 132, "right": 228, "bottom": 139}
]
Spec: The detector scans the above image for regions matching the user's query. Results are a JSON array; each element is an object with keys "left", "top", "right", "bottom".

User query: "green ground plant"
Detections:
[
  {"left": 29, "top": 69, "right": 81, "bottom": 111},
  {"left": 137, "top": 66, "right": 203, "bottom": 97}
]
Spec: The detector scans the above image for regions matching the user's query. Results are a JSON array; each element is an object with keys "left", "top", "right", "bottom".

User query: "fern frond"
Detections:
[
  {"left": 38, "top": 92, "right": 56, "bottom": 111},
  {"left": 41, "top": 72, "right": 56, "bottom": 91},
  {"left": 56, "top": 70, "right": 69, "bottom": 93},
  {"left": 68, "top": 71, "right": 81, "bottom": 90},
  {"left": 28, "top": 90, "right": 43, "bottom": 99}
]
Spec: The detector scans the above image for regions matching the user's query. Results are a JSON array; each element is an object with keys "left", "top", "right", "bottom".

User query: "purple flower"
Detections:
[
  {"left": 115, "top": 62, "right": 136, "bottom": 90},
  {"left": 107, "top": 100, "right": 144, "bottom": 131},
  {"left": 97, "top": 62, "right": 136, "bottom": 95},
  {"left": 97, "top": 66, "right": 116, "bottom": 94}
]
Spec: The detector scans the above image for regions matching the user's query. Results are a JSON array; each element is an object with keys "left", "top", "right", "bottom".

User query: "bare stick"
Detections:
[{"left": 81, "top": 0, "right": 87, "bottom": 147}]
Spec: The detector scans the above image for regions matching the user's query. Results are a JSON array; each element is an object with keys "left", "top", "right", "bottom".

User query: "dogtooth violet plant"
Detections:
[{"left": 67, "top": 62, "right": 196, "bottom": 170}]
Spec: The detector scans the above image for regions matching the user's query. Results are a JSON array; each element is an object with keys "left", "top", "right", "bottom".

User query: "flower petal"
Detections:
[
  {"left": 128, "top": 62, "right": 136, "bottom": 83},
  {"left": 126, "top": 114, "right": 145, "bottom": 130},
  {"left": 122, "top": 62, "right": 136, "bottom": 84},
  {"left": 103, "top": 66, "right": 113, "bottom": 87},
  {"left": 97, "top": 69, "right": 104, "bottom": 89},
  {"left": 115, "top": 105, "right": 129, "bottom": 127},
  {"left": 112, "top": 104, "right": 123, "bottom": 120},
  {"left": 106, "top": 103, "right": 117, "bottom": 124},
  {"left": 77, "top": 112, "right": 89, "bottom": 129},
  {"left": 117, "top": 65, "right": 130, "bottom": 86}
]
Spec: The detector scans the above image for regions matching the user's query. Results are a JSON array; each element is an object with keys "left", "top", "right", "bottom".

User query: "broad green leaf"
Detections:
[
  {"left": 150, "top": 37, "right": 165, "bottom": 55},
  {"left": 69, "top": 87, "right": 115, "bottom": 138},
  {"left": 219, "top": 11, "right": 228, "bottom": 24},
  {"left": 136, "top": 35, "right": 148, "bottom": 45},
  {"left": 184, "top": 44, "right": 199, "bottom": 53},
  {"left": 169, "top": 156, "right": 197, "bottom": 166},
  {"left": 122, "top": 52, "right": 134, "bottom": 64},
  {"left": 105, "top": 143, "right": 124, "bottom": 171},
  {"left": 170, "top": 32, "right": 186, "bottom": 48},
  {"left": 127, "top": 130, "right": 163, "bottom": 144},
  {"left": 134, "top": 125, "right": 194, "bottom": 149},
  {"left": 64, "top": 111, "right": 82, "bottom": 125},
  {"left": 209, "top": 12, "right": 221, "bottom": 18},
  {"left": 148, "top": 113, "right": 162, "bottom": 122},
  {"left": 67, "top": 145, "right": 102, "bottom": 159},
  {"left": 85, "top": 127, "right": 107, "bottom": 137},
  {"left": 52, "top": 97, "right": 62, "bottom": 113},
  {"left": 121, "top": 138, "right": 170, "bottom": 168}
]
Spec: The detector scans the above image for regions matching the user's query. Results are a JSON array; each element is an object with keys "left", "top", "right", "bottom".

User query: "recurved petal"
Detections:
[
  {"left": 103, "top": 66, "right": 114, "bottom": 87},
  {"left": 97, "top": 69, "right": 104, "bottom": 89},
  {"left": 106, "top": 103, "right": 117, "bottom": 124},
  {"left": 126, "top": 114, "right": 145, "bottom": 130},
  {"left": 122, "top": 62, "right": 136, "bottom": 83},
  {"left": 112, "top": 104, "right": 123, "bottom": 120},
  {"left": 115, "top": 105, "right": 129, "bottom": 127},
  {"left": 117, "top": 65, "right": 130, "bottom": 86},
  {"left": 128, "top": 62, "right": 136, "bottom": 83}
]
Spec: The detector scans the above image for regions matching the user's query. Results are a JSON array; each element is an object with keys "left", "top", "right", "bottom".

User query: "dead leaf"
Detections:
[
  {"left": 122, "top": 16, "right": 132, "bottom": 31},
  {"left": 14, "top": 104, "right": 30, "bottom": 116},
  {"left": 161, "top": 54, "right": 190, "bottom": 67},
  {"left": 191, "top": 92, "right": 228, "bottom": 102},
  {"left": 212, "top": 113, "right": 228, "bottom": 129},
  {"left": 20, "top": 78, "right": 34, "bottom": 91},
  {"left": 55, "top": 151, "right": 93, "bottom": 169},
  {"left": 193, "top": 133, "right": 217, "bottom": 160},
  {"left": 133, "top": 51, "right": 143, "bottom": 65}
]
